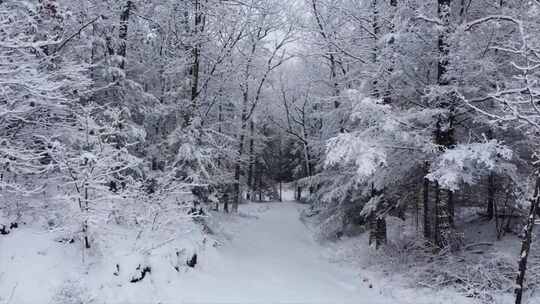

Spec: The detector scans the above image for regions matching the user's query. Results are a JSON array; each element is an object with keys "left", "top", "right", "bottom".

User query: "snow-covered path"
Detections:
[
  {"left": 178, "top": 201, "right": 386, "bottom": 304},
  {"left": 1, "top": 201, "right": 473, "bottom": 304}
]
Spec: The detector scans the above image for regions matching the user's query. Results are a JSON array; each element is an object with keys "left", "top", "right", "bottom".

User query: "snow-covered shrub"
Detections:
[
  {"left": 316, "top": 208, "right": 346, "bottom": 240},
  {"left": 413, "top": 251, "right": 518, "bottom": 302},
  {"left": 372, "top": 233, "right": 540, "bottom": 304}
]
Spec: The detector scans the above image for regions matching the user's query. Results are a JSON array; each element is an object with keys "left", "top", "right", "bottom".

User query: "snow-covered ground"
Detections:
[
  {"left": 192, "top": 202, "right": 384, "bottom": 304},
  {"left": 0, "top": 201, "right": 487, "bottom": 304}
]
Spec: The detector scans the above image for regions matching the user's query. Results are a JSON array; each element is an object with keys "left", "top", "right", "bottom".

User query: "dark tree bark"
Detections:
[
  {"left": 487, "top": 173, "right": 496, "bottom": 220},
  {"left": 433, "top": 117, "right": 455, "bottom": 247},
  {"left": 223, "top": 191, "right": 229, "bottom": 213},
  {"left": 434, "top": 181, "right": 440, "bottom": 246},
  {"left": 383, "top": 0, "right": 397, "bottom": 104},
  {"left": 437, "top": 0, "right": 451, "bottom": 86},
  {"left": 232, "top": 159, "right": 242, "bottom": 212},
  {"left": 423, "top": 163, "right": 431, "bottom": 240},
  {"left": 189, "top": 0, "right": 205, "bottom": 120},
  {"left": 371, "top": 0, "right": 380, "bottom": 97},
  {"left": 279, "top": 181, "right": 282, "bottom": 202},
  {"left": 432, "top": 183, "right": 454, "bottom": 248},
  {"left": 368, "top": 184, "right": 387, "bottom": 249},
  {"left": 300, "top": 104, "right": 314, "bottom": 190},
  {"left": 376, "top": 217, "right": 387, "bottom": 245},
  {"left": 258, "top": 169, "right": 262, "bottom": 202},
  {"left": 515, "top": 176, "right": 540, "bottom": 304},
  {"left": 83, "top": 184, "right": 90, "bottom": 249},
  {"left": 369, "top": 215, "right": 387, "bottom": 249},
  {"left": 118, "top": 1, "right": 133, "bottom": 70},
  {"left": 448, "top": 190, "right": 454, "bottom": 227},
  {"left": 232, "top": 82, "right": 251, "bottom": 212},
  {"left": 217, "top": 100, "right": 223, "bottom": 167},
  {"left": 247, "top": 120, "right": 255, "bottom": 200},
  {"left": 433, "top": 0, "right": 456, "bottom": 246},
  {"left": 232, "top": 101, "right": 249, "bottom": 211}
]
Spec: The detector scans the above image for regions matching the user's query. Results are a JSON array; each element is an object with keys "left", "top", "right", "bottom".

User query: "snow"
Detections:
[
  {"left": 427, "top": 140, "right": 515, "bottom": 191},
  {"left": 0, "top": 201, "right": 497, "bottom": 304},
  {"left": 0, "top": 202, "right": 381, "bottom": 303},
  {"left": 0, "top": 229, "right": 83, "bottom": 303},
  {"left": 189, "top": 202, "right": 385, "bottom": 304},
  {"left": 325, "top": 133, "right": 387, "bottom": 182}
]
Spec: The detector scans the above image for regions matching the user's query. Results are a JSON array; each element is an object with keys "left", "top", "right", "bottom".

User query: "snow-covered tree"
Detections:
[
  {"left": 49, "top": 102, "right": 142, "bottom": 249},
  {"left": 0, "top": 0, "right": 89, "bottom": 202}
]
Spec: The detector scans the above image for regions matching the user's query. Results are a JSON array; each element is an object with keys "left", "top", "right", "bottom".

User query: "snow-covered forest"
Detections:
[{"left": 2, "top": 0, "right": 540, "bottom": 303}]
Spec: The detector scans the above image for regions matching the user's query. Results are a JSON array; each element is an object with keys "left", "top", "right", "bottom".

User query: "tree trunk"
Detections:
[
  {"left": 217, "top": 101, "right": 223, "bottom": 167},
  {"left": 376, "top": 217, "right": 387, "bottom": 246},
  {"left": 371, "top": 0, "right": 380, "bottom": 97},
  {"left": 369, "top": 215, "right": 376, "bottom": 245},
  {"left": 423, "top": 162, "right": 431, "bottom": 240},
  {"left": 434, "top": 183, "right": 453, "bottom": 248},
  {"left": 118, "top": 1, "right": 132, "bottom": 70},
  {"left": 279, "top": 181, "right": 282, "bottom": 202},
  {"left": 232, "top": 162, "right": 241, "bottom": 212},
  {"left": 301, "top": 112, "right": 313, "bottom": 192},
  {"left": 437, "top": 0, "right": 451, "bottom": 86},
  {"left": 434, "top": 181, "right": 441, "bottom": 246},
  {"left": 223, "top": 191, "right": 229, "bottom": 214},
  {"left": 82, "top": 184, "right": 90, "bottom": 249},
  {"left": 369, "top": 184, "right": 387, "bottom": 249},
  {"left": 448, "top": 190, "right": 454, "bottom": 227},
  {"left": 247, "top": 120, "right": 255, "bottom": 200},
  {"left": 487, "top": 173, "right": 495, "bottom": 220},
  {"left": 279, "top": 139, "right": 283, "bottom": 202},
  {"left": 369, "top": 215, "right": 387, "bottom": 249},
  {"left": 233, "top": 108, "right": 248, "bottom": 212},
  {"left": 258, "top": 162, "right": 263, "bottom": 201},
  {"left": 515, "top": 176, "right": 540, "bottom": 304},
  {"left": 189, "top": 0, "right": 203, "bottom": 121},
  {"left": 383, "top": 0, "right": 397, "bottom": 104}
]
